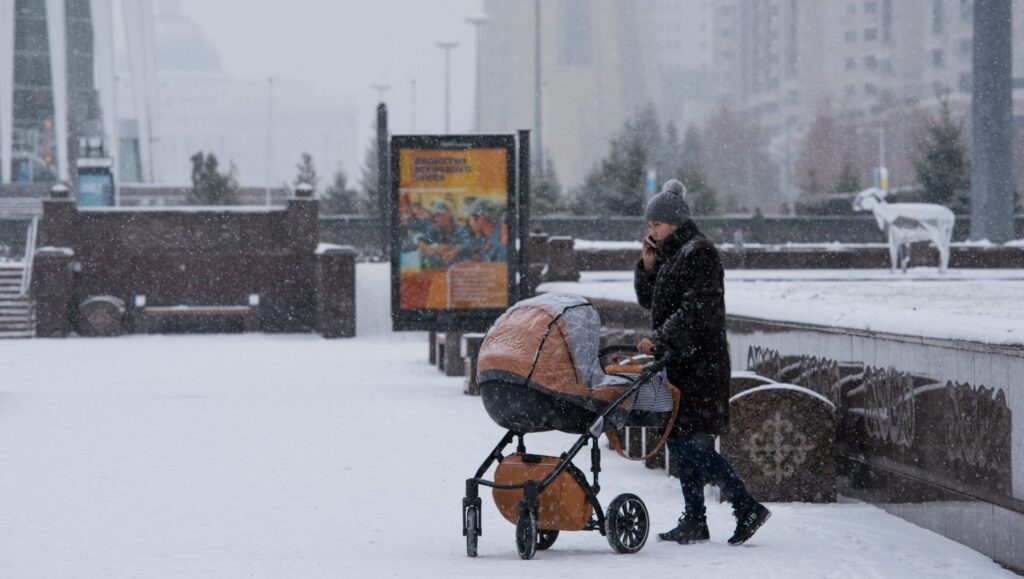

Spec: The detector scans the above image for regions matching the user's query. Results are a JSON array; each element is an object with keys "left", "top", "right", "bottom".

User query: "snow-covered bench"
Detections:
[{"left": 133, "top": 294, "right": 261, "bottom": 333}]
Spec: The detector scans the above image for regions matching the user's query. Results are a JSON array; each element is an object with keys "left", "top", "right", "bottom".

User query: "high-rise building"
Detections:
[
  {"left": 710, "top": 0, "right": 1024, "bottom": 199},
  {"left": 714, "top": 1, "right": 1024, "bottom": 146},
  {"left": 478, "top": 0, "right": 656, "bottom": 186},
  {"left": 639, "top": 0, "right": 717, "bottom": 129},
  {"left": 476, "top": 0, "right": 728, "bottom": 188},
  {"left": 476, "top": 0, "right": 1022, "bottom": 197}
]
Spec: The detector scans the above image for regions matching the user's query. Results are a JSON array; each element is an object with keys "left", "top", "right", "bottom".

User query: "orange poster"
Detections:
[{"left": 395, "top": 142, "right": 512, "bottom": 312}]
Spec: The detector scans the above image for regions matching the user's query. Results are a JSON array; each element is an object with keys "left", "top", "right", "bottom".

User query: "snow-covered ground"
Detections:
[
  {"left": 540, "top": 269, "right": 1024, "bottom": 346},
  {"left": 0, "top": 264, "right": 1016, "bottom": 577}
]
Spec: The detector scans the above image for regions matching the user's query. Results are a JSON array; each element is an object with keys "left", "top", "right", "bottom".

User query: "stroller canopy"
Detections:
[
  {"left": 477, "top": 294, "right": 674, "bottom": 433},
  {"left": 477, "top": 292, "right": 676, "bottom": 434},
  {"left": 477, "top": 293, "right": 626, "bottom": 400},
  {"left": 476, "top": 294, "right": 628, "bottom": 433}
]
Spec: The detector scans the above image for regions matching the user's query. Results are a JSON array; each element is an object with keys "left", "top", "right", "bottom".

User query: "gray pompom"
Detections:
[{"left": 662, "top": 179, "right": 687, "bottom": 199}]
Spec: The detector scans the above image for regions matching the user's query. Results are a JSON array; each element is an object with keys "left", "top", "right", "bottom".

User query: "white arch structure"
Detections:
[{"left": 853, "top": 187, "right": 956, "bottom": 273}]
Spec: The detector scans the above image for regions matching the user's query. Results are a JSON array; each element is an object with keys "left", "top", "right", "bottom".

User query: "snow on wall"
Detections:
[{"left": 538, "top": 269, "right": 1024, "bottom": 347}]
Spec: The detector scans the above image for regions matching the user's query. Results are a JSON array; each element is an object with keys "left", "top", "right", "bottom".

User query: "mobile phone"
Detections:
[{"left": 645, "top": 234, "right": 658, "bottom": 249}]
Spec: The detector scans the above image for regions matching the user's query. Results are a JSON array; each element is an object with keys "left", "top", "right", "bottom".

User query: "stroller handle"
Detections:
[
  {"left": 634, "top": 353, "right": 670, "bottom": 383},
  {"left": 587, "top": 352, "right": 673, "bottom": 437}
]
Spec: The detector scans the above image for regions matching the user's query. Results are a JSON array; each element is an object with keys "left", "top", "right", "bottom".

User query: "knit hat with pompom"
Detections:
[{"left": 644, "top": 179, "right": 690, "bottom": 226}]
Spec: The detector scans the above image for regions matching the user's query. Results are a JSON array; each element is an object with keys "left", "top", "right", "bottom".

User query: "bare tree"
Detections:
[{"left": 702, "top": 104, "right": 778, "bottom": 212}]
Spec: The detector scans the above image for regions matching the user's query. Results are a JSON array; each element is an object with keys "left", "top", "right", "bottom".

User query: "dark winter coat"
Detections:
[{"left": 634, "top": 220, "right": 730, "bottom": 436}]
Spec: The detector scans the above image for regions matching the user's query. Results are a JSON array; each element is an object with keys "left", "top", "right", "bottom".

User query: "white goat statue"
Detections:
[{"left": 852, "top": 187, "right": 955, "bottom": 272}]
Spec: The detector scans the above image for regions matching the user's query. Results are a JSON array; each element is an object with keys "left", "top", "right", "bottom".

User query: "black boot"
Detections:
[
  {"left": 728, "top": 501, "right": 771, "bottom": 546},
  {"left": 657, "top": 515, "right": 709, "bottom": 544}
]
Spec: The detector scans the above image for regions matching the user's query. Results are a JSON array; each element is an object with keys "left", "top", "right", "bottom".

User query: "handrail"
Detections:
[{"left": 19, "top": 216, "right": 38, "bottom": 295}]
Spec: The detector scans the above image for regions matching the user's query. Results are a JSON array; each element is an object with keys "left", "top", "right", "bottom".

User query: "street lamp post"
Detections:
[
  {"left": 371, "top": 83, "right": 390, "bottom": 103},
  {"left": 265, "top": 77, "right": 274, "bottom": 205},
  {"left": 436, "top": 41, "right": 459, "bottom": 133},
  {"left": 465, "top": 14, "right": 489, "bottom": 133},
  {"left": 533, "top": 0, "right": 543, "bottom": 175},
  {"left": 410, "top": 78, "right": 417, "bottom": 132}
]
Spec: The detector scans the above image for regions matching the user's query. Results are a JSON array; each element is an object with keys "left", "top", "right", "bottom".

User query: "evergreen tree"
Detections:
[
  {"left": 676, "top": 164, "right": 719, "bottom": 216},
  {"left": 632, "top": 104, "right": 668, "bottom": 179},
  {"left": 358, "top": 134, "right": 381, "bottom": 216},
  {"left": 804, "top": 168, "right": 822, "bottom": 197},
  {"left": 321, "top": 168, "right": 360, "bottom": 215},
  {"left": 680, "top": 124, "right": 704, "bottom": 170},
  {"left": 795, "top": 103, "right": 843, "bottom": 199},
  {"left": 531, "top": 154, "right": 564, "bottom": 215},
  {"left": 834, "top": 159, "right": 862, "bottom": 193},
  {"left": 914, "top": 99, "right": 970, "bottom": 212},
  {"left": 294, "top": 152, "right": 319, "bottom": 191},
  {"left": 188, "top": 151, "right": 239, "bottom": 205},
  {"left": 664, "top": 121, "right": 684, "bottom": 170},
  {"left": 569, "top": 108, "right": 652, "bottom": 216},
  {"left": 571, "top": 128, "right": 647, "bottom": 216},
  {"left": 702, "top": 104, "right": 778, "bottom": 212}
]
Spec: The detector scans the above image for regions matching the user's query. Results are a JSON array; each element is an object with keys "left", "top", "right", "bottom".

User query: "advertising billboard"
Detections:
[{"left": 391, "top": 135, "right": 516, "bottom": 331}]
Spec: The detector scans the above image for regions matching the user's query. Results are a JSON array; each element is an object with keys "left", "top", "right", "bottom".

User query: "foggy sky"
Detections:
[{"left": 177, "top": 0, "right": 483, "bottom": 169}]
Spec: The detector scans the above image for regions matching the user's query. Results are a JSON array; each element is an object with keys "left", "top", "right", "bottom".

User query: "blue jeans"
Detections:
[{"left": 667, "top": 433, "right": 752, "bottom": 520}]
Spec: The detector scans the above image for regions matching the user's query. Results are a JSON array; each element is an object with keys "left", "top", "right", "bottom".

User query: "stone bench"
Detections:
[
  {"left": 78, "top": 295, "right": 127, "bottom": 337},
  {"left": 433, "top": 332, "right": 446, "bottom": 370},
  {"left": 544, "top": 236, "right": 579, "bottom": 282},
  {"left": 133, "top": 294, "right": 261, "bottom": 333},
  {"left": 720, "top": 383, "right": 837, "bottom": 503},
  {"left": 461, "top": 333, "right": 486, "bottom": 395},
  {"left": 430, "top": 331, "right": 465, "bottom": 377}
]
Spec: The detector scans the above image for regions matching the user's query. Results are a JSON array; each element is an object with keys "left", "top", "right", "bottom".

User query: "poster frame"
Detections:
[{"left": 390, "top": 134, "right": 518, "bottom": 332}]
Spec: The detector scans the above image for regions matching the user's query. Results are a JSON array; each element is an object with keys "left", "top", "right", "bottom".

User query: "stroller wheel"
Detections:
[
  {"left": 605, "top": 493, "right": 650, "bottom": 554},
  {"left": 515, "top": 508, "right": 538, "bottom": 560},
  {"left": 465, "top": 505, "right": 479, "bottom": 558},
  {"left": 536, "top": 529, "right": 559, "bottom": 550}
]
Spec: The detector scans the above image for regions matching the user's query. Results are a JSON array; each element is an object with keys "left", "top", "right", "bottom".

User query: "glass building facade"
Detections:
[{"left": 10, "top": 0, "right": 101, "bottom": 183}]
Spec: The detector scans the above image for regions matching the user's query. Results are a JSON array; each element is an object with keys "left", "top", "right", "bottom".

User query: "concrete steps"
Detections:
[{"left": 0, "top": 265, "right": 34, "bottom": 338}]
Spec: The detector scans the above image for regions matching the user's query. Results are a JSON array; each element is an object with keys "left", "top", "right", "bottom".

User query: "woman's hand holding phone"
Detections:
[{"left": 641, "top": 235, "right": 656, "bottom": 271}]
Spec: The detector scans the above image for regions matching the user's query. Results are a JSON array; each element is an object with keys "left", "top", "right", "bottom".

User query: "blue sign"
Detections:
[{"left": 78, "top": 173, "right": 114, "bottom": 206}]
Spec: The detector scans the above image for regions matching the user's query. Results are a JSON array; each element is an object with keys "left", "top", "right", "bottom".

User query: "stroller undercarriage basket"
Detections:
[{"left": 493, "top": 454, "right": 593, "bottom": 531}]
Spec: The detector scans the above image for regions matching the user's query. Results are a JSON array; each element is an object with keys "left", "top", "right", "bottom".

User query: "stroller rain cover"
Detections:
[{"left": 476, "top": 293, "right": 674, "bottom": 432}]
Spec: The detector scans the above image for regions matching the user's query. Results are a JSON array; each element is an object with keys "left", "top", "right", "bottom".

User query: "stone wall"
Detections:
[
  {"left": 316, "top": 214, "right": 1024, "bottom": 258},
  {"left": 727, "top": 317, "right": 1023, "bottom": 572},
  {"left": 575, "top": 244, "right": 1024, "bottom": 271},
  {"left": 577, "top": 294, "right": 1023, "bottom": 571},
  {"left": 31, "top": 187, "right": 356, "bottom": 337}
]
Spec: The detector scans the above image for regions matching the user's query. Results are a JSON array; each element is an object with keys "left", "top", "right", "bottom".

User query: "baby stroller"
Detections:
[{"left": 462, "top": 293, "right": 679, "bottom": 559}]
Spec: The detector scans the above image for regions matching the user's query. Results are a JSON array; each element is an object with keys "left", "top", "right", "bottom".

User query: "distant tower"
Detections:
[{"left": 0, "top": 0, "right": 119, "bottom": 185}]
